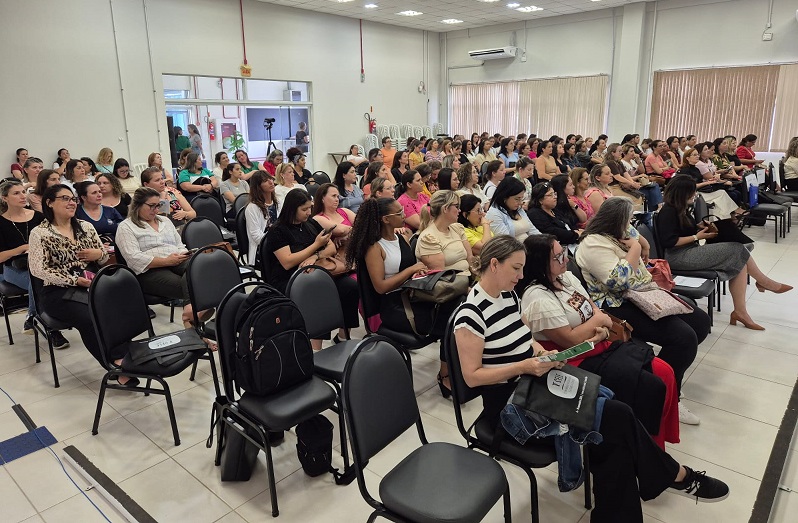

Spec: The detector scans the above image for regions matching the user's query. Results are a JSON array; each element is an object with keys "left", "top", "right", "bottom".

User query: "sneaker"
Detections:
[
  {"left": 22, "top": 317, "right": 34, "bottom": 335},
  {"left": 50, "top": 331, "right": 70, "bottom": 350},
  {"left": 679, "top": 402, "right": 700, "bottom": 425},
  {"left": 669, "top": 466, "right": 730, "bottom": 503}
]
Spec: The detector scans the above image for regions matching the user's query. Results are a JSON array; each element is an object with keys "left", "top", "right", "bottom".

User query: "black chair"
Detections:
[
  {"left": 306, "top": 183, "right": 320, "bottom": 200},
  {"left": 212, "top": 282, "right": 338, "bottom": 517},
  {"left": 443, "top": 307, "right": 591, "bottom": 521},
  {"left": 192, "top": 195, "right": 236, "bottom": 243},
  {"left": 113, "top": 246, "right": 181, "bottom": 322},
  {"left": 232, "top": 192, "right": 249, "bottom": 216},
  {"left": 638, "top": 222, "right": 716, "bottom": 324},
  {"left": 88, "top": 265, "right": 206, "bottom": 445},
  {"left": 778, "top": 160, "right": 798, "bottom": 201},
  {"left": 0, "top": 280, "right": 28, "bottom": 345},
  {"left": 29, "top": 276, "right": 72, "bottom": 388},
  {"left": 747, "top": 199, "right": 787, "bottom": 243},
  {"left": 234, "top": 206, "right": 250, "bottom": 265},
  {"left": 312, "top": 171, "right": 331, "bottom": 185},
  {"left": 182, "top": 217, "right": 225, "bottom": 250},
  {"left": 286, "top": 266, "right": 359, "bottom": 482},
  {"left": 342, "top": 335, "right": 512, "bottom": 523}
]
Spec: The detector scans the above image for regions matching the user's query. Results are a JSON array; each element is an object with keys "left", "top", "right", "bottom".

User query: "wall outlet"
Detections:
[
  {"left": 762, "top": 32, "right": 773, "bottom": 41},
  {"left": 520, "top": 51, "right": 527, "bottom": 63}
]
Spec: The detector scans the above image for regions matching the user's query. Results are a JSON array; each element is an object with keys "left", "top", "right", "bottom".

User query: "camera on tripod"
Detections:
[{"left": 263, "top": 118, "right": 275, "bottom": 129}]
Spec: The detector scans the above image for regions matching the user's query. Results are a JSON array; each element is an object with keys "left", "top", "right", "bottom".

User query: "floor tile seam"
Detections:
[
  {"left": 661, "top": 446, "right": 768, "bottom": 482},
  {"left": 716, "top": 334, "right": 798, "bottom": 355},
  {"left": 695, "top": 360, "right": 798, "bottom": 387},
  {"left": 677, "top": 397, "right": 782, "bottom": 428},
  {"left": 0, "top": 462, "right": 41, "bottom": 521},
  {"left": 167, "top": 453, "right": 245, "bottom": 513}
]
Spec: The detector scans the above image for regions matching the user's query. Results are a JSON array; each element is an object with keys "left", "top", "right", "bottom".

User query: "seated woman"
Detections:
[
  {"left": 274, "top": 162, "right": 307, "bottom": 210},
  {"left": 486, "top": 177, "right": 538, "bottom": 241},
  {"left": 457, "top": 194, "right": 492, "bottom": 256},
  {"left": 147, "top": 152, "right": 173, "bottom": 187},
  {"left": 113, "top": 159, "right": 140, "bottom": 196},
  {"left": 95, "top": 172, "right": 131, "bottom": 218},
  {"left": 62, "top": 159, "right": 92, "bottom": 190},
  {"left": 361, "top": 161, "right": 386, "bottom": 199},
  {"left": 605, "top": 144, "right": 645, "bottom": 212},
  {"left": 535, "top": 141, "right": 558, "bottom": 181},
  {"left": 574, "top": 140, "right": 591, "bottom": 168},
  {"left": 391, "top": 150, "right": 410, "bottom": 181},
  {"left": 115, "top": 187, "right": 203, "bottom": 329},
  {"left": 527, "top": 181, "right": 581, "bottom": 245},
  {"left": 711, "top": 139, "right": 745, "bottom": 180},
  {"left": 551, "top": 173, "right": 587, "bottom": 230},
  {"left": 454, "top": 236, "right": 729, "bottom": 522},
  {"left": 735, "top": 134, "right": 765, "bottom": 170},
  {"left": 482, "top": 160, "right": 506, "bottom": 199},
  {"left": 264, "top": 189, "right": 359, "bottom": 344},
  {"left": 141, "top": 167, "right": 196, "bottom": 228},
  {"left": 619, "top": 144, "right": 663, "bottom": 212},
  {"left": 520, "top": 234, "right": 679, "bottom": 447},
  {"left": 436, "top": 167, "right": 459, "bottom": 192},
  {"left": 313, "top": 183, "right": 356, "bottom": 260},
  {"left": 286, "top": 147, "right": 314, "bottom": 186},
  {"left": 96, "top": 148, "right": 114, "bottom": 175},
  {"left": 178, "top": 152, "right": 218, "bottom": 202},
  {"left": 676, "top": 147, "right": 743, "bottom": 221},
  {"left": 498, "top": 137, "right": 519, "bottom": 174},
  {"left": 370, "top": 177, "right": 395, "bottom": 199},
  {"left": 473, "top": 139, "right": 497, "bottom": 172},
  {"left": 784, "top": 136, "right": 798, "bottom": 192},
  {"left": 456, "top": 162, "right": 488, "bottom": 207},
  {"left": 575, "top": 198, "right": 709, "bottom": 425},
  {"left": 10, "top": 148, "right": 28, "bottom": 182},
  {"left": 263, "top": 149, "right": 284, "bottom": 176},
  {"left": 568, "top": 167, "right": 593, "bottom": 227},
  {"left": 515, "top": 157, "right": 534, "bottom": 207},
  {"left": 28, "top": 169, "right": 62, "bottom": 213},
  {"left": 28, "top": 185, "right": 123, "bottom": 372},
  {"left": 17, "top": 157, "right": 43, "bottom": 192},
  {"left": 585, "top": 163, "right": 614, "bottom": 215},
  {"left": 75, "top": 181, "right": 124, "bottom": 240},
  {"left": 53, "top": 148, "right": 70, "bottom": 177},
  {"left": 345, "top": 144, "right": 367, "bottom": 167},
  {"left": 396, "top": 170, "right": 429, "bottom": 232},
  {"left": 643, "top": 140, "right": 674, "bottom": 186},
  {"left": 244, "top": 171, "right": 278, "bottom": 263},
  {"left": 408, "top": 140, "right": 424, "bottom": 170},
  {"left": 333, "top": 161, "right": 364, "bottom": 213},
  {"left": 212, "top": 151, "right": 230, "bottom": 179},
  {"left": 220, "top": 163, "right": 250, "bottom": 219},
  {"left": 695, "top": 143, "right": 743, "bottom": 208},
  {"left": 234, "top": 149, "right": 266, "bottom": 178},
  {"left": 656, "top": 176, "right": 792, "bottom": 331}
]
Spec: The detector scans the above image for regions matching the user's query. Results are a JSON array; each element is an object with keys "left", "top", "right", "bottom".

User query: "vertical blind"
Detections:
[
  {"left": 649, "top": 65, "right": 783, "bottom": 149},
  {"left": 450, "top": 75, "right": 607, "bottom": 138},
  {"left": 770, "top": 63, "right": 798, "bottom": 152}
]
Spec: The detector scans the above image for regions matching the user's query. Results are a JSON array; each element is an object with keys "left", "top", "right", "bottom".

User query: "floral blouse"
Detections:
[{"left": 29, "top": 219, "right": 109, "bottom": 287}]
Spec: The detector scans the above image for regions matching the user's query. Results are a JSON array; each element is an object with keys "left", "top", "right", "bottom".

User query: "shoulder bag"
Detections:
[
  {"left": 624, "top": 282, "right": 693, "bottom": 320},
  {"left": 400, "top": 269, "right": 470, "bottom": 304}
]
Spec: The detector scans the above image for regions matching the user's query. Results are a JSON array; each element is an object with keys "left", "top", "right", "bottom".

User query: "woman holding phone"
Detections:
[{"left": 141, "top": 167, "right": 196, "bottom": 227}]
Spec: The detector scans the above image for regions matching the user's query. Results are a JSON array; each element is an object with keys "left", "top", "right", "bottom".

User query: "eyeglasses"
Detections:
[
  {"left": 469, "top": 207, "right": 485, "bottom": 215},
  {"left": 143, "top": 202, "right": 160, "bottom": 210},
  {"left": 511, "top": 196, "right": 525, "bottom": 202},
  {"left": 554, "top": 250, "right": 568, "bottom": 264},
  {"left": 54, "top": 196, "right": 80, "bottom": 203}
]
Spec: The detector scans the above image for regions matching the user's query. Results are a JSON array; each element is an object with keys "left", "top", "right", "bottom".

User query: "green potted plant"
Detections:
[{"left": 226, "top": 130, "right": 246, "bottom": 153}]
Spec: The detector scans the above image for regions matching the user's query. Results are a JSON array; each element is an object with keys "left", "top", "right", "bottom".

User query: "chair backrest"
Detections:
[
  {"left": 215, "top": 281, "right": 261, "bottom": 396},
  {"left": 779, "top": 160, "right": 786, "bottom": 186},
  {"left": 444, "top": 305, "right": 483, "bottom": 406},
  {"left": 233, "top": 193, "right": 249, "bottom": 215},
  {"left": 257, "top": 233, "right": 270, "bottom": 276},
  {"left": 234, "top": 206, "right": 249, "bottom": 263},
  {"left": 412, "top": 125, "right": 424, "bottom": 139},
  {"left": 181, "top": 217, "right": 224, "bottom": 250},
  {"left": 286, "top": 266, "right": 344, "bottom": 338},
  {"left": 693, "top": 194, "right": 710, "bottom": 225},
  {"left": 29, "top": 275, "right": 45, "bottom": 316},
  {"left": 637, "top": 221, "right": 661, "bottom": 259},
  {"left": 342, "top": 336, "right": 419, "bottom": 464},
  {"left": 306, "top": 183, "right": 320, "bottom": 200},
  {"left": 89, "top": 265, "right": 152, "bottom": 368},
  {"left": 186, "top": 245, "right": 243, "bottom": 312},
  {"left": 355, "top": 261, "right": 380, "bottom": 330},
  {"left": 132, "top": 163, "right": 147, "bottom": 178},
  {"left": 312, "top": 171, "right": 331, "bottom": 185},
  {"left": 365, "top": 134, "right": 379, "bottom": 152},
  {"left": 566, "top": 258, "right": 589, "bottom": 290},
  {"left": 192, "top": 195, "right": 225, "bottom": 226}
]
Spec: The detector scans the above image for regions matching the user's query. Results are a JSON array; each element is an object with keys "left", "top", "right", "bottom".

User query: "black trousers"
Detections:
[
  {"left": 137, "top": 261, "right": 190, "bottom": 301},
  {"left": 40, "top": 286, "right": 127, "bottom": 366},
  {"left": 588, "top": 400, "right": 681, "bottom": 523},
  {"left": 335, "top": 274, "right": 360, "bottom": 329},
  {"left": 604, "top": 300, "right": 710, "bottom": 394}
]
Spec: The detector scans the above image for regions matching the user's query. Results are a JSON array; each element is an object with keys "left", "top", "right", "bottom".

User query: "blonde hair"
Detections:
[
  {"left": 785, "top": 137, "right": 798, "bottom": 160},
  {"left": 419, "top": 190, "right": 460, "bottom": 231},
  {"left": 96, "top": 147, "right": 113, "bottom": 164},
  {"left": 275, "top": 163, "right": 294, "bottom": 185}
]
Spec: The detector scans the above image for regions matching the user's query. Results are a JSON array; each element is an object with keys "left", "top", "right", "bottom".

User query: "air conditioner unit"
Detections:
[
  {"left": 468, "top": 46, "right": 518, "bottom": 61},
  {"left": 284, "top": 90, "right": 301, "bottom": 102}
]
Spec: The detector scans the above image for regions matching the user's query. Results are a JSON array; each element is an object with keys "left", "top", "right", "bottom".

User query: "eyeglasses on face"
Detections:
[
  {"left": 54, "top": 196, "right": 80, "bottom": 203},
  {"left": 143, "top": 202, "right": 161, "bottom": 210},
  {"left": 554, "top": 250, "right": 568, "bottom": 264}
]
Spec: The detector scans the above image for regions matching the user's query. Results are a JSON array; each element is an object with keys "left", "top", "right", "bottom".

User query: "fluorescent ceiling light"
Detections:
[
  {"left": 507, "top": 3, "right": 520, "bottom": 7},
  {"left": 333, "top": 0, "right": 354, "bottom": 3},
  {"left": 516, "top": 5, "right": 543, "bottom": 12},
  {"left": 441, "top": 19, "right": 464, "bottom": 24},
  {"left": 398, "top": 10, "right": 423, "bottom": 16},
  {"left": 365, "top": 3, "right": 378, "bottom": 7},
  {"left": 477, "top": 0, "right": 501, "bottom": 3}
]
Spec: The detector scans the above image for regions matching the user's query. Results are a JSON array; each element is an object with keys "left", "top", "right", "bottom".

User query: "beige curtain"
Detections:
[
  {"left": 649, "top": 65, "right": 779, "bottom": 144},
  {"left": 770, "top": 64, "right": 798, "bottom": 152},
  {"left": 449, "top": 75, "right": 607, "bottom": 137}
]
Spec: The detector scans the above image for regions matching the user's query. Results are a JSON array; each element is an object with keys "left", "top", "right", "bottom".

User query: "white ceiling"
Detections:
[{"left": 256, "top": 0, "right": 636, "bottom": 32}]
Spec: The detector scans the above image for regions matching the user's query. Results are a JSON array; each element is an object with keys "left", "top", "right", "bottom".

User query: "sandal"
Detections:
[{"left": 437, "top": 373, "right": 452, "bottom": 399}]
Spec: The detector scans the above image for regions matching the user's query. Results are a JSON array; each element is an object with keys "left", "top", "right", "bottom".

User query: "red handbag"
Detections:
[{"left": 647, "top": 259, "right": 675, "bottom": 291}]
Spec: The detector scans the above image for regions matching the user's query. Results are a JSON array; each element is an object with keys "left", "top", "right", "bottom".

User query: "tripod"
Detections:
[{"left": 263, "top": 122, "right": 277, "bottom": 155}]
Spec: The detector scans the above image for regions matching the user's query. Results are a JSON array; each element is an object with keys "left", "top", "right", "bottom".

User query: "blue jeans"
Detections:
[
  {"left": 640, "top": 184, "right": 663, "bottom": 211},
  {"left": 2, "top": 265, "right": 35, "bottom": 317},
  {"left": 501, "top": 384, "right": 614, "bottom": 492}
]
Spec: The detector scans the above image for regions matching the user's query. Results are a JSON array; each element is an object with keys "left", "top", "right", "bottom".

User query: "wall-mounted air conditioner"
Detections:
[
  {"left": 468, "top": 46, "right": 518, "bottom": 61},
  {"left": 284, "top": 90, "right": 301, "bottom": 102}
]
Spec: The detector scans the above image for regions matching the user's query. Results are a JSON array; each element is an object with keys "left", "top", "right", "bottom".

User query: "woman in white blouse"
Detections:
[
  {"left": 274, "top": 162, "right": 307, "bottom": 209},
  {"left": 485, "top": 177, "right": 538, "bottom": 241}
]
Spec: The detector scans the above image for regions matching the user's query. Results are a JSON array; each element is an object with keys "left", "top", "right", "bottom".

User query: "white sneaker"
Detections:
[{"left": 679, "top": 402, "right": 700, "bottom": 425}]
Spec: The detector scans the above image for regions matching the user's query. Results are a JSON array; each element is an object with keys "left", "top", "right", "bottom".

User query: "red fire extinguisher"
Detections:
[
  {"left": 208, "top": 120, "right": 216, "bottom": 141},
  {"left": 364, "top": 112, "right": 376, "bottom": 135}
]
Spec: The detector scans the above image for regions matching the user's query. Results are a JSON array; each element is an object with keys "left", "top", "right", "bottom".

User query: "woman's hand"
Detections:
[
  {"left": 696, "top": 226, "right": 718, "bottom": 240},
  {"left": 587, "top": 326, "right": 610, "bottom": 344},
  {"left": 76, "top": 277, "right": 92, "bottom": 288},
  {"left": 641, "top": 243, "right": 650, "bottom": 264},
  {"left": 592, "top": 309, "right": 614, "bottom": 329},
  {"left": 77, "top": 248, "right": 104, "bottom": 262},
  {"left": 165, "top": 252, "right": 189, "bottom": 266},
  {"left": 172, "top": 209, "right": 187, "bottom": 221},
  {"left": 314, "top": 229, "right": 332, "bottom": 248},
  {"left": 521, "top": 356, "right": 562, "bottom": 377},
  {"left": 16, "top": 244, "right": 29, "bottom": 256},
  {"left": 480, "top": 217, "right": 492, "bottom": 228},
  {"left": 299, "top": 254, "right": 318, "bottom": 269},
  {"left": 409, "top": 261, "right": 428, "bottom": 277},
  {"left": 202, "top": 184, "right": 213, "bottom": 193},
  {"left": 619, "top": 237, "right": 639, "bottom": 251}
]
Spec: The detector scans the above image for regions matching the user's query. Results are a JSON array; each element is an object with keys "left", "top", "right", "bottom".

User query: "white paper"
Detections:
[
  {"left": 756, "top": 169, "right": 766, "bottom": 185},
  {"left": 745, "top": 173, "right": 758, "bottom": 188},
  {"left": 673, "top": 275, "right": 709, "bottom": 288}
]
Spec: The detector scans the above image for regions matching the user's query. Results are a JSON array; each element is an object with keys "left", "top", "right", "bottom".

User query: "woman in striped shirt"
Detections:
[{"left": 454, "top": 235, "right": 729, "bottom": 522}]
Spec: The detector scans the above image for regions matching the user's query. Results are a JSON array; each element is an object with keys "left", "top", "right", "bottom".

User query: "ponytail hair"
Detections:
[{"left": 419, "top": 190, "right": 459, "bottom": 231}]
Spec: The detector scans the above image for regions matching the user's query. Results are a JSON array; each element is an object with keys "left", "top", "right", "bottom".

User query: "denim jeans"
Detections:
[
  {"left": 640, "top": 184, "right": 663, "bottom": 211},
  {"left": 2, "top": 265, "right": 35, "bottom": 317},
  {"left": 501, "top": 384, "right": 614, "bottom": 492}
]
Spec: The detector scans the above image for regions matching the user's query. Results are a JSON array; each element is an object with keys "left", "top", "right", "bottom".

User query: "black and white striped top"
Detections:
[{"left": 454, "top": 283, "right": 534, "bottom": 370}]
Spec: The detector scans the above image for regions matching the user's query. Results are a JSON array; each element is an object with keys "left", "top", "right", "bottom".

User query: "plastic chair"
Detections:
[
  {"left": 29, "top": 276, "right": 72, "bottom": 387},
  {"left": 232, "top": 193, "right": 249, "bottom": 216},
  {"left": 342, "top": 335, "right": 512, "bottom": 523},
  {"left": 312, "top": 171, "right": 331, "bottom": 185},
  {"left": 286, "top": 266, "right": 359, "bottom": 482},
  {"left": 0, "top": 280, "right": 28, "bottom": 345},
  {"left": 212, "top": 282, "right": 337, "bottom": 517},
  {"left": 181, "top": 217, "right": 224, "bottom": 249},
  {"left": 88, "top": 265, "right": 206, "bottom": 445},
  {"left": 443, "top": 306, "right": 590, "bottom": 521}
]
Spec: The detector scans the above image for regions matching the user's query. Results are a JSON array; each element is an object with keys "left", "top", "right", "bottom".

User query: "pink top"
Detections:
[
  {"left": 644, "top": 153, "right": 666, "bottom": 175},
  {"left": 569, "top": 195, "right": 594, "bottom": 227},
  {"left": 397, "top": 192, "right": 430, "bottom": 230},
  {"left": 316, "top": 208, "right": 353, "bottom": 226}
]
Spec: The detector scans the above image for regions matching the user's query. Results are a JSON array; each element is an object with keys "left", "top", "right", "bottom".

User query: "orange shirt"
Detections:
[{"left": 382, "top": 148, "right": 396, "bottom": 169}]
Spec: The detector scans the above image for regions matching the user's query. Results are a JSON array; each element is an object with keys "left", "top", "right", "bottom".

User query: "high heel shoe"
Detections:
[
  {"left": 755, "top": 282, "right": 793, "bottom": 294},
  {"left": 437, "top": 373, "right": 452, "bottom": 399},
  {"left": 729, "top": 311, "right": 765, "bottom": 331}
]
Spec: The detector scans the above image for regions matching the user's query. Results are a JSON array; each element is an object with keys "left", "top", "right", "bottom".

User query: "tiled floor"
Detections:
[{"left": 1, "top": 221, "right": 797, "bottom": 523}]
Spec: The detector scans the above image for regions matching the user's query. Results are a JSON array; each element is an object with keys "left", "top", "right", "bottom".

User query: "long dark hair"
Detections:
[
  {"left": 222, "top": 162, "right": 238, "bottom": 181},
  {"left": 362, "top": 162, "right": 383, "bottom": 188},
  {"left": 42, "top": 184, "right": 85, "bottom": 239},
  {"left": 529, "top": 182, "right": 550, "bottom": 209},
  {"left": 312, "top": 183, "right": 338, "bottom": 216},
  {"left": 663, "top": 175, "right": 697, "bottom": 229},
  {"left": 273, "top": 188, "right": 311, "bottom": 228},
  {"left": 437, "top": 168, "right": 455, "bottom": 191},
  {"left": 550, "top": 174, "right": 578, "bottom": 222},
  {"left": 396, "top": 169, "right": 418, "bottom": 197},
  {"left": 345, "top": 197, "right": 396, "bottom": 268},
  {"left": 517, "top": 234, "right": 559, "bottom": 294},
  {"left": 248, "top": 171, "right": 275, "bottom": 215},
  {"left": 581, "top": 197, "right": 634, "bottom": 240},
  {"left": 333, "top": 161, "right": 355, "bottom": 194},
  {"left": 113, "top": 158, "right": 130, "bottom": 178},
  {"left": 34, "top": 169, "right": 58, "bottom": 196},
  {"left": 489, "top": 176, "right": 525, "bottom": 219}
]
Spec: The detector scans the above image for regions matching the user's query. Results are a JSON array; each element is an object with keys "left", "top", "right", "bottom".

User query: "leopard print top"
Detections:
[{"left": 28, "top": 219, "right": 108, "bottom": 287}]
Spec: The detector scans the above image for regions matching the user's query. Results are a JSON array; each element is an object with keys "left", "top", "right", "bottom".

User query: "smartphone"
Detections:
[
  {"left": 323, "top": 225, "right": 337, "bottom": 235},
  {"left": 185, "top": 248, "right": 198, "bottom": 255},
  {"left": 83, "top": 270, "right": 96, "bottom": 281},
  {"left": 158, "top": 200, "right": 170, "bottom": 214}
]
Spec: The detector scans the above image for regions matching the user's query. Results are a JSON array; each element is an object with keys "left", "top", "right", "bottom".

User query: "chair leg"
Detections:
[
  {"left": 583, "top": 446, "right": 592, "bottom": 510},
  {"left": 3, "top": 298, "right": 13, "bottom": 346},
  {"left": 47, "top": 332, "right": 60, "bottom": 388},
  {"left": 206, "top": 351, "right": 222, "bottom": 397},
  {"left": 264, "top": 440, "right": 280, "bottom": 517},
  {"left": 524, "top": 468, "right": 541, "bottom": 523},
  {"left": 189, "top": 359, "right": 199, "bottom": 382},
  {"left": 159, "top": 378, "right": 181, "bottom": 446},
  {"left": 144, "top": 378, "right": 152, "bottom": 397},
  {"left": 170, "top": 303, "right": 175, "bottom": 323},
  {"left": 92, "top": 375, "right": 110, "bottom": 435},
  {"left": 502, "top": 486, "right": 512, "bottom": 523},
  {"left": 708, "top": 291, "right": 714, "bottom": 327},
  {"left": 33, "top": 327, "right": 41, "bottom": 363}
]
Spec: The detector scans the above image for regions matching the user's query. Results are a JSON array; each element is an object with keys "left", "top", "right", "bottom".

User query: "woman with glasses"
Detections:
[
  {"left": 141, "top": 167, "right": 196, "bottom": 228},
  {"left": 486, "top": 177, "right": 538, "bottom": 241},
  {"left": 29, "top": 185, "right": 112, "bottom": 363},
  {"left": 95, "top": 172, "right": 131, "bottom": 218},
  {"left": 264, "top": 149, "right": 285, "bottom": 175},
  {"left": 457, "top": 194, "right": 492, "bottom": 256},
  {"left": 113, "top": 158, "right": 140, "bottom": 196},
  {"left": 527, "top": 181, "right": 582, "bottom": 245}
]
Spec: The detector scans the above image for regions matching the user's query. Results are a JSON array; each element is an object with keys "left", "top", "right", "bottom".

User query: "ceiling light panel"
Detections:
[{"left": 398, "top": 10, "right": 423, "bottom": 16}]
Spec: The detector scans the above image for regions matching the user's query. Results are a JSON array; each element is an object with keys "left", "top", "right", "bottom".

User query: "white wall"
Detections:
[
  {"left": 1, "top": 0, "right": 439, "bottom": 172},
  {"left": 442, "top": 0, "right": 798, "bottom": 142}
]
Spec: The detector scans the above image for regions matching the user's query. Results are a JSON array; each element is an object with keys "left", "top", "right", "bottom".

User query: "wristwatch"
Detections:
[{"left": 693, "top": 234, "right": 699, "bottom": 243}]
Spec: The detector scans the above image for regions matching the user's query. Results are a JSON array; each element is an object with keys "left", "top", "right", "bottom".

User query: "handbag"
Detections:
[
  {"left": 10, "top": 254, "right": 28, "bottom": 270},
  {"left": 624, "top": 282, "right": 693, "bottom": 320},
  {"left": 606, "top": 313, "right": 633, "bottom": 343},
  {"left": 125, "top": 329, "right": 208, "bottom": 366},
  {"left": 400, "top": 269, "right": 470, "bottom": 304},
  {"left": 509, "top": 365, "right": 601, "bottom": 432},
  {"left": 700, "top": 215, "right": 753, "bottom": 245},
  {"left": 646, "top": 258, "right": 675, "bottom": 291}
]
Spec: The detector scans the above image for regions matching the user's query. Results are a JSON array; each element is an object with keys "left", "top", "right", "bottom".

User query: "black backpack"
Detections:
[
  {"left": 296, "top": 415, "right": 350, "bottom": 484},
  {"left": 232, "top": 285, "right": 314, "bottom": 395}
]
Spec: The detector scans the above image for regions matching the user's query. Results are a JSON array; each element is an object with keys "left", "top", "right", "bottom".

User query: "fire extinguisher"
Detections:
[
  {"left": 364, "top": 112, "right": 376, "bottom": 135},
  {"left": 208, "top": 120, "right": 216, "bottom": 141}
]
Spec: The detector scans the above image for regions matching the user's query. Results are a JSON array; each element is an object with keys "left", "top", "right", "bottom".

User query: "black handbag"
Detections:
[
  {"left": 125, "top": 329, "right": 207, "bottom": 366},
  {"left": 400, "top": 269, "right": 469, "bottom": 304},
  {"left": 700, "top": 215, "right": 753, "bottom": 245},
  {"left": 9, "top": 254, "right": 28, "bottom": 270},
  {"left": 509, "top": 366, "right": 602, "bottom": 432}
]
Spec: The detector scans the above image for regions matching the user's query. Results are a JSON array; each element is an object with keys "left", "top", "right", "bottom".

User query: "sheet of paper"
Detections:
[{"left": 673, "top": 275, "right": 708, "bottom": 288}]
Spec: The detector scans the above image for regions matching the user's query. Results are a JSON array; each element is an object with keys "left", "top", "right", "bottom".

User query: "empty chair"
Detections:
[
  {"left": 342, "top": 335, "right": 512, "bottom": 523},
  {"left": 412, "top": 125, "right": 424, "bottom": 139},
  {"left": 312, "top": 171, "right": 331, "bottom": 185},
  {"left": 181, "top": 217, "right": 224, "bottom": 250},
  {"left": 365, "top": 134, "right": 379, "bottom": 153},
  {"left": 0, "top": 280, "right": 28, "bottom": 345}
]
